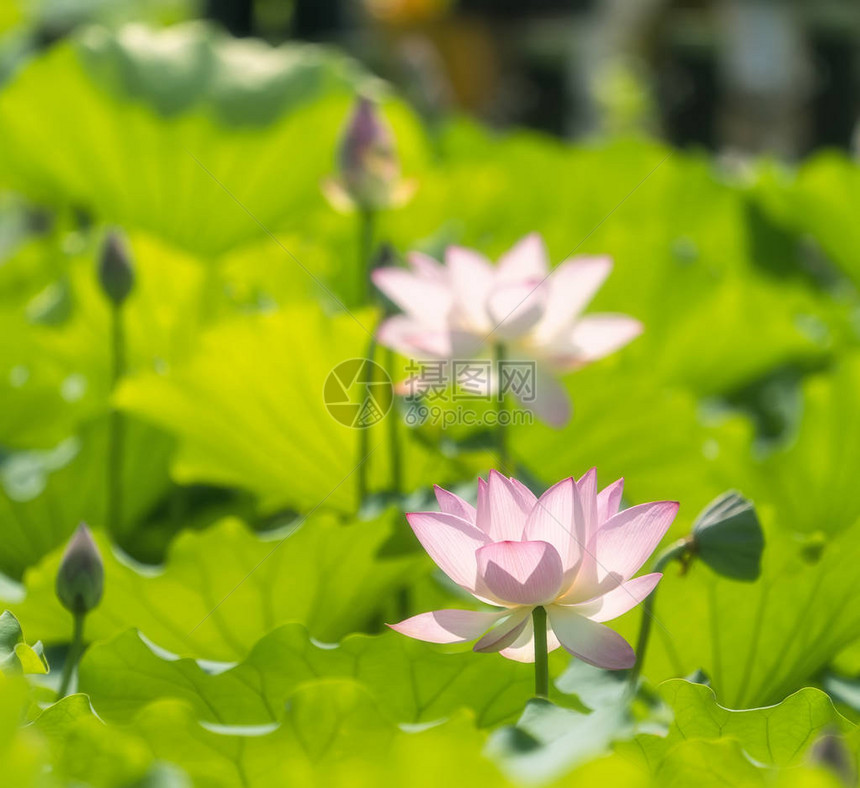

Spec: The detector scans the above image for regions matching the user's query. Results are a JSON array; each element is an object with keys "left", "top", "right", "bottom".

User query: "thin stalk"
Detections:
[
  {"left": 356, "top": 338, "right": 377, "bottom": 509},
  {"left": 384, "top": 346, "right": 402, "bottom": 495},
  {"left": 628, "top": 537, "right": 693, "bottom": 691},
  {"left": 494, "top": 344, "right": 509, "bottom": 473},
  {"left": 532, "top": 606, "right": 549, "bottom": 698},
  {"left": 357, "top": 208, "right": 375, "bottom": 305},
  {"left": 354, "top": 208, "right": 377, "bottom": 508},
  {"left": 56, "top": 612, "right": 85, "bottom": 699},
  {"left": 395, "top": 586, "right": 410, "bottom": 622},
  {"left": 106, "top": 304, "right": 126, "bottom": 536}
]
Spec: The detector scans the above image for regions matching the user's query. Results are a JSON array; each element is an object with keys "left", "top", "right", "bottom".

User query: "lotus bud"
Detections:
[
  {"left": 56, "top": 523, "right": 104, "bottom": 616},
  {"left": 98, "top": 231, "right": 134, "bottom": 306},
  {"left": 809, "top": 730, "right": 856, "bottom": 786},
  {"left": 341, "top": 97, "right": 398, "bottom": 203},
  {"left": 323, "top": 96, "right": 416, "bottom": 212},
  {"left": 690, "top": 491, "right": 764, "bottom": 581}
]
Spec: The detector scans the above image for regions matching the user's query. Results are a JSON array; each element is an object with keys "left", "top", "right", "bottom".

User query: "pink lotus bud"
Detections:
[
  {"left": 323, "top": 96, "right": 416, "bottom": 213},
  {"left": 339, "top": 96, "right": 400, "bottom": 208}
]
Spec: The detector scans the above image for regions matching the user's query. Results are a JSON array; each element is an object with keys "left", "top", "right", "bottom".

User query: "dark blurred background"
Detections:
[
  {"left": 7, "top": 0, "right": 860, "bottom": 157},
  {"left": 231, "top": 0, "right": 859, "bottom": 158}
]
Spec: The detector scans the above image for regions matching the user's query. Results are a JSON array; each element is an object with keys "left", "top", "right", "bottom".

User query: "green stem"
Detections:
[
  {"left": 532, "top": 606, "right": 549, "bottom": 698},
  {"left": 57, "top": 612, "right": 85, "bottom": 699},
  {"left": 356, "top": 336, "right": 378, "bottom": 510},
  {"left": 395, "top": 586, "right": 410, "bottom": 622},
  {"left": 628, "top": 537, "right": 693, "bottom": 691},
  {"left": 107, "top": 304, "right": 125, "bottom": 536},
  {"left": 494, "top": 344, "right": 509, "bottom": 474},
  {"left": 384, "top": 347, "right": 402, "bottom": 495},
  {"left": 354, "top": 209, "right": 377, "bottom": 509},
  {"left": 357, "top": 208, "right": 375, "bottom": 305}
]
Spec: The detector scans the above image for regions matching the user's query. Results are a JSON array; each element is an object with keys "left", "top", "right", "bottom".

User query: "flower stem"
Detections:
[
  {"left": 494, "top": 344, "right": 509, "bottom": 474},
  {"left": 384, "top": 346, "right": 402, "bottom": 495},
  {"left": 57, "top": 611, "right": 86, "bottom": 699},
  {"left": 354, "top": 209, "right": 377, "bottom": 509},
  {"left": 357, "top": 208, "right": 375, "bottom": 305},
  {"left": 356, "top": 337, "right": 377, "bottom": 509},
  {"left": 628, "top": 537, "right": 693, "bottom": 691},
  {"left": 532, "top": 606, "right": 549, "bottom": 698},
  {"left": 107, "top": 303, "right": 125, "bottom": 536}
]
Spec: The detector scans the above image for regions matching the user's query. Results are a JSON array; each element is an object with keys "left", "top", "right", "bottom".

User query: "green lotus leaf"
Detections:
[{"left": 4, "top": 514, "right": 423, "bottom": 661}]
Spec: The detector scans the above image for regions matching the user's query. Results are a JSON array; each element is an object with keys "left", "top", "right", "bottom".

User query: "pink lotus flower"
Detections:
[
  {"left": 390, "top": 470, "right": 678, "bottom": 669},
  {"left": 372, "top": 234, "right": 642, "bottom": 427}
]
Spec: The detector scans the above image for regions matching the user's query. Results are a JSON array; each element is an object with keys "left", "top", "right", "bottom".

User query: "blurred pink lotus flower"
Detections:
[
  {"left": 390, "top": 470, "right": 678, "bottom": 669},
  {"left": 323, "top": 95, "right": 416, "bottom": 212},
  {"left": 372, "top": 233, "right": 642, "bottom": 426}
]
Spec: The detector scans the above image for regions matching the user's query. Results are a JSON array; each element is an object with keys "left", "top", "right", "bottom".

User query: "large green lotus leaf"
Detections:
[
  {"left": 0, "top": 306, "right": 101, "bottom": 449},
  {"left": 756, "top": 152, "right": 860, "bottom": 287},
  {"left": 499, "top": 717, "right": 766, "bottom": 788},
  {"left": 562, "top": 741, "right": 764, "bottom": 788},
  {"left": 211, "top": 233, "right": 327, "bottom": 310},
  {"left": 0, "top": 213, "right": 65, "bottom": 309},
  {"left": 0, "top": 231, "right": 209, "bottom": 449},
  {"left": 0, "top": 673, "right": 49, "bottom": 788},
  {"left": 121, "top": 684, "right": 392, "bottom": 787},
  {"left": 79, "top": 624, "right": 532, "bottom": 728},
  {"left": 560, "top": 681, "right": 855, "bottom": 787},
  {"left": 562, "top": 738, "right": 844, "bottom": 788},
  {"left": 0, "top": 428, "right": 164, "bottom": 568},
  {"left": 30, "top": 693, "right": 178, "bottom": 788},
  {"left": 2, "top": 673, "right": 508, "bottom": 788},
  {"left": 0, "top": 689, "right": 190, "bottom": 787},
  {"left": 490, "top": 676, "right": 851, "bottom": 786},
  {"left": 0, "top": 23, "right": 429, "bottom": 258},
  {"left": 4, "top": 514, "right": 423, "bottom": 660},
  {"left": 122, "top": 683, "right": 525, "bottom": 788},
  {"left": 514, "top": 362, "right": 753, "bottom": 523},
  {"left": 0, "top": 416, "right": 172, "bottom": 577},
  {"left": 612, "top": 681, "right": 858, "bottom": 786},
  {"left": 633, "top": 680, "right": 853, "bottom": 768},
  {"left": 749, "top": 357, "right": 860, "bottom": 535},
  {"left": 616, "top": 517, "right": 860, "bottom": 708},
  {"left": 644, "top": 739, "right": 854, "bottom": 787},
  {"left": 644, "top": 739, "right": 766, "bottom": 787},
  {"left": 0, "top": 610, "right": 47, "bottom": 674},
  {"left": 116, "top": 302, "right": 479, "bottom": 513},
  {"left": 0, "top": 1, "right": 22, "bottom": 35}
]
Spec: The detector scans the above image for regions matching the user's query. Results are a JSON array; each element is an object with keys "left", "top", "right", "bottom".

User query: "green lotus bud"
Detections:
[
  {"left": 98, "top": 231, "right": 134, "bottom": 306},
  {"left": 691, "top": 491, "right": 764, "bottom": 581},
  {"left": 56, "top": 523, "right": 104, "bottom": 615}
]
